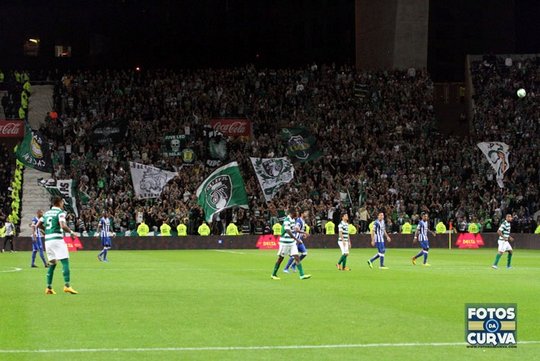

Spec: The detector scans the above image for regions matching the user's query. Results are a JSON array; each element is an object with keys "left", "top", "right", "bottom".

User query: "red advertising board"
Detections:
[
  {"left": 210, "top": 118, "right": 252, "bottom": 138},
  {"left": 455, "top": 233, "right": 485, "bottom": 249},
  {"left": 256, "top": 235, "right": 280, "bottom": 249},
  {"left": 0, "top": 120, "right": 24, "bottom": 138}
]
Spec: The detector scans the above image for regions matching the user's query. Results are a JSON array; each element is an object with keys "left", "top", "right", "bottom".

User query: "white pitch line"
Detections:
[
  {"left": 1, "top": 341, "right": 539, "bottom": 353},
  {"left": 214, "top": 250, "right": 246, "bottom": 255},
  {"left": 0, "top": 267, "right": 22, "bottom": 273}
]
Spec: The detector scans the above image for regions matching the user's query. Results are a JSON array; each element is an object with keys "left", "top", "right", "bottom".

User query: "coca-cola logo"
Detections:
[
  {"left": 0, "top": 121, "right": 24, "bottom": 137},
  {"left": 211, "top": 119, "right": 251, "bottom": 137}
]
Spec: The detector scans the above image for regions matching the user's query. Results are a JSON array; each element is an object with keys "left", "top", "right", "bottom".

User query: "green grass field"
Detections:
[{"left": 0, "top": 248, "right": 539, "bottom": 361}]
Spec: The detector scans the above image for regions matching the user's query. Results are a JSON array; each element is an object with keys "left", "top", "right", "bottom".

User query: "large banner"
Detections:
[
  {"left": 44, "top": 179, "right": 79, "bottom": 216},
  {"left": 162, "top": 134, "right": 188, "bottom": 157},
  {"left": 16, "top": 124, "right": 52, "bottom": 172},
  {"left": 0, "top": 120, "right": 24, "bottom": 138},
  {"left": 281, "top": 127, "right": 322, "bottom": 162},
  {"left": 250, "top": 157, "right": 294, "bottom": 202},
  {"left": 477, "top": 142, "right": 510, "bottom": 188},
  {"left": 196, "top": 162, "right": 249, "bottom": 222},
  {"left": 210, "top": 118, "right": 252, "bottom": 138},
  {"left": 129, "top": 162, "right": 178, "bottom": 199},
  {"left": 92, "top": 118, "right": 128, "bottom": 145}
]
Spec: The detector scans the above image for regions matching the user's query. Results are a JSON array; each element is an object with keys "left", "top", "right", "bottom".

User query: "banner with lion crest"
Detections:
[
  {"left": 129, "top": 162, "right": 178, "bottom": 199},
  {"left": 250, "top": 157, "right": 294, "bottom": 202},
  {"left": 477, "top": 142, "right": 510, "bottom": 188},
  {"left": 281, "top": 127, "right": 321, "bottom": 162},
  {"left": 15, "top": 123, "right": 52, "bottom": 172},
  {"left": 196, "top": 162, "right": 248, "bottom": 222}
]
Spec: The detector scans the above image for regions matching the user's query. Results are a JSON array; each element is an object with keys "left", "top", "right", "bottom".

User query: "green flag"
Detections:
[
  {"left": 16, "top": 123, "right": 52, "bottom": 172},
  {"left": 196, "top": 162, "right": 249, "bottom": 222},
  {"left": 281, "top": 127, "right": 322, "bottom": 162}
]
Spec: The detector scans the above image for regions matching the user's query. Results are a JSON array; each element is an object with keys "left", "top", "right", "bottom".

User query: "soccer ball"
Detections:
[{"left": 517, "top": 88, "right": 526, "bottom": 98}]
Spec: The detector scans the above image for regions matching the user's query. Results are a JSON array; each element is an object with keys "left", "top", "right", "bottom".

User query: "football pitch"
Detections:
[{"left": 0, "top": 248, "right": 539, "bottom": 361}]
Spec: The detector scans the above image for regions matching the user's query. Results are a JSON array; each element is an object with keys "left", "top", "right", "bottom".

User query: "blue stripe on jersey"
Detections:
[
  {"left": 100, "top": 217, "right": 111, "bottom": 238},
  {"left": 418, "top": 220, "right": 429, "bottom": 241},
  {"left": 374, "top": 220, "right": 385, "bottom": 243}
]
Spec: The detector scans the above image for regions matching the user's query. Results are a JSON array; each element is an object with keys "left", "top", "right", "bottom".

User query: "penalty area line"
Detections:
[{"left": 1, "top": 341, "right": 539, "bottom": 353}]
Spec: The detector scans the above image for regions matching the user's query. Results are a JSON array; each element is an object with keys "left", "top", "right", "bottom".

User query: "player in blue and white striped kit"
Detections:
[
  {"left": 412, "top": 212, "right": 436, "bottom": 266},
  {"left": 30, "top": 210, "right": 48, "bottom": 268},
  {"left": 283, "top": 209, "right": 309, "bottom": 273},
  {"left": 97, "top": 211, "right": 112, "bottom": 262},
  {"left": 367, "top": 212, "right": 392, "bottom": 269}
]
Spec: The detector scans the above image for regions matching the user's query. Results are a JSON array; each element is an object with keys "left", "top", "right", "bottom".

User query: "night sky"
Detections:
[{"left": 1, "top": 0, "right": 539, "bottom": 80}]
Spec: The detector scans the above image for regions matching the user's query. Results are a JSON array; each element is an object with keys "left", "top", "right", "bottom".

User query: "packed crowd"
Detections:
[
  {"left": 34, "top": 62, "right": 538, "bottom": 234},
  {"left": 470, "top": 55, "right": 540, "bottom": 233}
]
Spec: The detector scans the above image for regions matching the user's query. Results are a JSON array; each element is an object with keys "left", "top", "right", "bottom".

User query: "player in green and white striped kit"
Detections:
[
  {"left": 492, "top": 214, "right": 514, "bottom": 269},
  {"left": 336, "top": 213, "right": 351, "bottom": 271},
  {"left": 37, "top": 196, "right": 78, "bottom": 294},
  {"left": 271, "top": 209, "right": 311, "bottom": 280}
]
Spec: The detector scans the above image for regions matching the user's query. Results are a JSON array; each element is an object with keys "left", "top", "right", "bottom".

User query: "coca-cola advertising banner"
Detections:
[
  {"left": 210, "top": 118, "right": 252, "bottom": 138},
  {"left": 0, "top": 120, "right": 24, "bottom": 138}
]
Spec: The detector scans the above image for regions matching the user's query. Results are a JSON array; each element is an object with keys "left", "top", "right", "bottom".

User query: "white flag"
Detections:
[
  {"left": 250, "top": 157, "right": 294, "bottom": 202},
  {"left": 129, "top": 162, "right": 178, "bottom": 199},
  {"left": 477, "top": 142, "right": 510, "bottom": 188}
]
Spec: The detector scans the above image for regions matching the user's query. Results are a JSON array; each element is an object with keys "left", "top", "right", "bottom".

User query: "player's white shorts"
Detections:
[
  {"left": 277, "top": 242, "right": 299, "bottom": 257},
  {"left": 45, "top": 239, "right": 70, "bottom": 261},
  {"left": 498, "top": 240, "right": 513, "bottom": 253},
  {"left": 338, "top": 240, "right": 350, "bottom": 254}
]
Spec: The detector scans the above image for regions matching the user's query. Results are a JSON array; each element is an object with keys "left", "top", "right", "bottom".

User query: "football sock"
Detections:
[
  {"left": 60, "top": 259, "right": 70, "bottom": 286},
  {"left": 296, "top": 263, "right": 305, "bottom": 277},
  {"left": 272, "top": 263, "right": 280, "bottom": 276},
  {"left": 337, "top": 255, "right": 345, "bottom": 265},
  {"left": 369, "top": 254, "right": 380, "bottom": 263},
  {"left": 46, "top": 263, "right": 57, "bottom": 287},
  {"left": 103, "top": 248, "right": 108, "bottom": 260},
  {"left": 31, "top": 250, "right": 37, "bottom": 265},
  {"left": 284, "top": 257, "right": 295, "bottom": 270},
  {"left": 493, "top": 253, "right": 502, "bottom": 266},
  {"left": 423, "top": 251, "right": 428, "bottom": 264},
  {"left": 414, "top": 251, "right": 423, "bottom": 260},
  {"left": 380, "top": 255, "right": 385, "bottom": 267},
  {"left": 507, "top": 253, "right": 513, "bottom": 267},
  {"left": 342, "top": 255, "right": 348, "bottom": 268},
  {"left": 299, "top": 254, "right": 306, "bottom": 261}
]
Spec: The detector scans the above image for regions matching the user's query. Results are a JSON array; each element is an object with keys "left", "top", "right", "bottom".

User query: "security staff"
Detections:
[
  {"left": 137, "top": 221, "right": 150, "bottom": 236},
  {"left": 198, "top": 221, "right": 211, "bottom": 236},
  {"left": 226, "top": 222, "right": 240, "bottom": 236},
  {"left": 177, "top": 220, "right": 187, "bottom": 236},
  {"left": 325, "top": 220, "right": 336, "bottom": 235},
  {"left": 160, "top": 220, "right": 171, "bottom": 236},
  {"left": 401, "top": 221, "right": 412, "bottom": 234}
]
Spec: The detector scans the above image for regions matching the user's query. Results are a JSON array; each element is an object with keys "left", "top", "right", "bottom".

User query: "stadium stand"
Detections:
[{"left": 20, "top": 62, "right": 538, "bottom": 235}]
